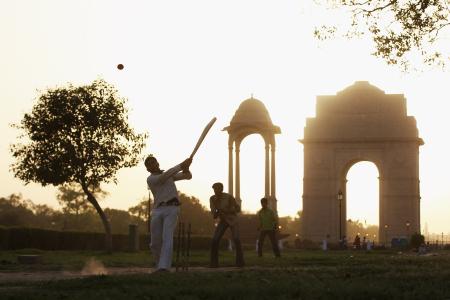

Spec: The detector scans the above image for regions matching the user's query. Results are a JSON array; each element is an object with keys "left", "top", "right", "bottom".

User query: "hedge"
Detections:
[{"left": 0, "top": 226, "right": 227, "bottom": 251}]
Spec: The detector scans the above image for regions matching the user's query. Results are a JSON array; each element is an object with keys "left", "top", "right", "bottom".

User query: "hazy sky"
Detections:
[{"left": 1, "top": 0, "right": 449, "bottom": 234}]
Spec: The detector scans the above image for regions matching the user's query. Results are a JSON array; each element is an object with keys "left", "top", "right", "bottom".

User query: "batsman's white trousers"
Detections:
[{"left": 150, "top": 205, "right": 180, "bottom": 270}]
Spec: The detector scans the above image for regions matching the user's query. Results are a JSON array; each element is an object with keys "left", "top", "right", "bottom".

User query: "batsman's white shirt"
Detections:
[
  {"left": 147, "top": 163, "right": 192, "bottom": 270},
  {"left": 147, "top": 164, "right": 192, "bottom": 206}
]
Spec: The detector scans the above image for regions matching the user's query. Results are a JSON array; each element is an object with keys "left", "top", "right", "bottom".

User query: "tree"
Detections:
[
  {"left": 10, "top": 78, "right": 147, "bottom": 252},
  {"left": 57, "top": 183, "right": 107, "bottom": 216},
  {"left": 282, "top": 210, "right": 302, "bottom": 239},
  {"left": 410, "top": 232, "right": 425, "bottom": 249},
  {"left": 314, "top": 0, "right": 450, "bottom": 70},
  {"left": 128, "top": 196, "right": 151, "bottom": 233},
  {"left": 177, "top": 192, "right": 215, "bottom": 235},
  {"left": 128, "top": 196, "right": 150, "bottom": 222},
  {"left": 346, "top": 219, "right": 379, "bottom": 242},
  {"left": 57, "top": 183, "right": 108, "bottom": 230},
  {"left": 0, "top": 194, "right": 35, "bottom": 226},
  {"left": 32, "top": 203, "right": 59, "bottom": 228},
  {"left": 105, "top": 208, "right": 139, "bottom": 234},
  {"left": 0, "top": 194, "right": 60, "bottom": 229}
]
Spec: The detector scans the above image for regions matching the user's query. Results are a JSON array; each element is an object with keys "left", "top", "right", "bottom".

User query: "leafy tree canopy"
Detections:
[
  {"left": 57, "top": 183, "right": 107, "bottom": 215},
  {"left": 11, "top": 78, "right": 147, "bottom": 190},
  {"left": 128, "top": 196, "right": 150, "bottom": 222},
  {"left": 0, "top": 194, "right": 59, "bottom": 228},
  {"left": 315, "top": 0, "right": 450, "bottom": 70}
]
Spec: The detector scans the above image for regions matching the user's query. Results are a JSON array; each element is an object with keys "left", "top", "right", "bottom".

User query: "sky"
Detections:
[{"left": 1, "top": 0, "right": 449, "bottom": 234}]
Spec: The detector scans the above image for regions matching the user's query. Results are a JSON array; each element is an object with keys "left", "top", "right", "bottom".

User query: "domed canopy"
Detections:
[
  {"left": 338, "top": 81, "right": 385, "bottom": 96},
  {"left": 224, "top": 97, "right": 280, "bottom": 134}
]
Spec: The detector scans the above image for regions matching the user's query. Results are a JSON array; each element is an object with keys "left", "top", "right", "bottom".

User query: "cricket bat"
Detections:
[{"left": 189, "top": 117, "right": 217, "bottom": 159}]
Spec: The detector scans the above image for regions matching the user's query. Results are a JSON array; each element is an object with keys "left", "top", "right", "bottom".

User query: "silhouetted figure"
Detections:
[
  {"left": 209, "top": 182, "right": 244, "bottom": 268},
  {"left": 322, "top": 234, "right": 330, "bottom": 251},
  {"left": 353, "top": 234, "right": 361, "bottom": 249},
  {"left": 145, "top": 155, "right": 192, "bottom": 272},
  {"left": 257, "top": 197, "right": 281, "bottom": 258},
  {"left": 366, "top": 238, "right": 372, "bottom": 251},
  {"left": 340, "top": 235, "right": 348, "bottom": 249},
  {"left": 418, "top": 242, "right": 428, "bottom": 255}
]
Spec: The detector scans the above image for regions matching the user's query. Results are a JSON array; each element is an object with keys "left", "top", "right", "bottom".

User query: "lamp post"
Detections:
[
  {"left": 406, "top": 221, "right": 410, "bottom": 238},
  {"left": 338, "top": 190, "right": 343, "bottom": 241},
  {"left": 384, "top": 224, "right": 389, "bottom": 246}
]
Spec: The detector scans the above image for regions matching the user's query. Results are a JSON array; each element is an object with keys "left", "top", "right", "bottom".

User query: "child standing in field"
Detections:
[{"left": 257, "top": 197, "right": 281, "bottom": 257}]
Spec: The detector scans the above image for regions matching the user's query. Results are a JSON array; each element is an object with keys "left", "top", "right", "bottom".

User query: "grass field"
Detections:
[{"left": 0, "top": 249, "right": 449, "bottom": 299}]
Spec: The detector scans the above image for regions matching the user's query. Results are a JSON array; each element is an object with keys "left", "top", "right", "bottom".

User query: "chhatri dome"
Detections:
[
  {"left": 223, "top": 96, "right": 281, "bottom": 211},
  {"left": 338, "top": 80, "right": 385, "bottom": 96},
  {"left": 223, "top": 97, "right": 281, "bottom": 134}
]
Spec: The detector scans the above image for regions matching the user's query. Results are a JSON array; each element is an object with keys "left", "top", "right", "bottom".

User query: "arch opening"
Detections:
[
  {"left": 345, "top": 161, "right": 380, "bottom": 243},
  {"left": 239, "top": 134, "right": 265, "bottom": 213}
]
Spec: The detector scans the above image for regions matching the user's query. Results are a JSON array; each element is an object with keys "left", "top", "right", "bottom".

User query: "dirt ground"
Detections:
[
  {"left": 0, "top": 266, "right": 248, "bottom": 283},
  {"left": 2, "top": 252, "right": 444, "bottom": 283}
]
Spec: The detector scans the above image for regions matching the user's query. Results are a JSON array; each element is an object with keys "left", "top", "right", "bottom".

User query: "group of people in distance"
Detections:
[
  {"left": 352, "top": 234, "right": 374, "bottom": 250},
  {"left": 145, "top": 155, "right": 281, "bottom": 273},
  {"left": 337, "top": 234, "right": 374, "bottom": 250}
]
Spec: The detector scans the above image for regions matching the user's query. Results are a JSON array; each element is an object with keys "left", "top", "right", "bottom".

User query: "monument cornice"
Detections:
[{"left": 299, "top": 137, "right": 424, "bottom": 145}]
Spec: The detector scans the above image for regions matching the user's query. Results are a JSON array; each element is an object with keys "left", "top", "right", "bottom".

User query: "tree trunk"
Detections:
[{"left": 82, "top": 184, "right": 112, "bottom": 253}]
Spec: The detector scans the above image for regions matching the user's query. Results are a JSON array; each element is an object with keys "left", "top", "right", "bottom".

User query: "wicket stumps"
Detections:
[{"left": 175, "top": 221, "right": 191, "bottom": 272}]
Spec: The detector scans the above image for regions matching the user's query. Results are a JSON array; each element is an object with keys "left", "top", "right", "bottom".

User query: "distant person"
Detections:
[
  {"left": 418, "top": 242, "right": 428, "bottom": 255},
  {"left": 366, "top": 238, "right": 372, "bottom": 251},
  {"left": 209, "top": 182, "right": 244, "bottom": 268},
  {"left": 322, "top": 234, "right": 329, "bottom": 251},
  {"left": 339, "top": 235, "right": 348, "bottom": 249},
  {"left": 362, "top": 236, "right": 367, "bottom": 250},
  {"left": 145, "top": 155, "right": 192, "bottom": 272},
  {"left": 257, "top": 197, "right": 281, "bottom": 257},
  {"left": 353, "top": 234, "right": 361, "bottom": 249}
]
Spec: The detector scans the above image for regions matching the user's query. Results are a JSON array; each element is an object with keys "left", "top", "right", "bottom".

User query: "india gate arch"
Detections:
[
  {"left": 300, "top": 81, "right": 423, "bottom": 244},
  {"left": 224, "top": 97, "right": 281, "bottom": 211}
]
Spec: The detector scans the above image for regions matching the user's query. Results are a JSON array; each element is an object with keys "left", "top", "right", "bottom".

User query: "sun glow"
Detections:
[
  {"left": 346, "top": 162, "right": 379, "bottom": 226},
  {"left": 1, "top": 1, "right": 449, "bottom": 233}
]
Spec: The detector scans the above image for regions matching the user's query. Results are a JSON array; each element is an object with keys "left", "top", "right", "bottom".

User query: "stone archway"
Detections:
[
  {"left": 224, "top": 97, "right": 281, "bottom": 211},
  {"left": 300, "top": 81, "right": 424, "bottom": 244}
]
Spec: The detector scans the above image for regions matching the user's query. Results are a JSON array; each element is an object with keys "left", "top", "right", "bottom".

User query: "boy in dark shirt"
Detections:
[{"left": 209, "top": 182, "right": 244, "bottom": 267}]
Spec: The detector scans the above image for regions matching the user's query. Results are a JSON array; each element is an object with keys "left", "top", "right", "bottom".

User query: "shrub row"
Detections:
[{"left": 0, "top": 226, "right": 226, "bottom": 251}]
